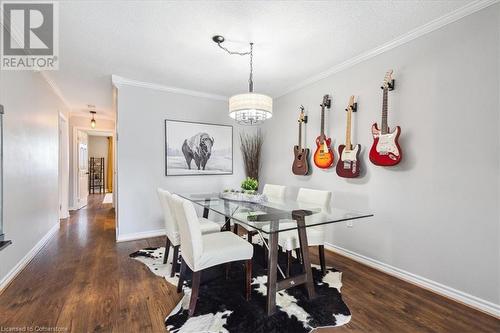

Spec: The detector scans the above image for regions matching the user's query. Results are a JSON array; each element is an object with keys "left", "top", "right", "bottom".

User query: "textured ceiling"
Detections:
[{"left": 47, "top": 0, "right": 474, "bottom": 118}]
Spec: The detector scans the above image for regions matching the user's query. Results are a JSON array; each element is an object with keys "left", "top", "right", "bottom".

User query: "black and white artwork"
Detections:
[{"left": 165, "top": 120, "right": 233, "bottom": 176}]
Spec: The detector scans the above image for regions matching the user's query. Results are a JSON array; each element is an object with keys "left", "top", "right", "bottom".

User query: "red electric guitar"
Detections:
[
  {"left": 313, "top": 95, "right": 334, "bottom": 169},
  {"left": 336, "top": 96, "right": 361, "bottom": 178},
  {"left": 369, "top": 70, "right": 402, "bottom": 166}
]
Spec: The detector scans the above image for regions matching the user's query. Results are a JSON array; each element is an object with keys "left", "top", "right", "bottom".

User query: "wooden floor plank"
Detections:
[{"left": 0, "top": 194, "right": 498, "bottom": 332}]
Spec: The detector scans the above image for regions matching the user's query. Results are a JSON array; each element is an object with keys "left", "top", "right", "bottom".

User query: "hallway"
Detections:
[
  {"left": 0, "top": 195, "right": 498, "bottom": 332},
  {"left": 0, "top": 195, "right": 179, "bottom": 332}
]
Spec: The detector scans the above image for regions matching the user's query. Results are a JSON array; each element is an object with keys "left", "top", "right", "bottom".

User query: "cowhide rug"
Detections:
[{"left": 130, "top": 239, "right": 351, "bottom": 333}]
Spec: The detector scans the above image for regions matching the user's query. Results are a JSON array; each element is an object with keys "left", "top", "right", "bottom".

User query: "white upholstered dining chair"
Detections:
[
  {"left": 157, "top": 188, "right": 220, "bottom": 277},
  {"left": 233, "top": 184, "right": 286, "bottom": 243},
  {"left": 170, "top": 194, "right": 254, "bottom": 317},
  {"left": 263, "top": 188, "right": 332, "bottom": 276}
]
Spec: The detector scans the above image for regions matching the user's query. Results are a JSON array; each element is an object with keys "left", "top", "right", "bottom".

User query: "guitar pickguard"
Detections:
[
  {"left": 340, "top": 145, "right": 359, "bottom": 162},
  {"left": 370, "top": 124, "right": 402, "bottom": 166},
  {"left": 372, "top": 128, "right": 400, "bottom": 157}
]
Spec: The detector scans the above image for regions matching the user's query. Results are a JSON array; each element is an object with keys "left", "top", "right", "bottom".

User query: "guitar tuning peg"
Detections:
[{"left": 388, "top": 79, "right": 395, "bottom": 91}]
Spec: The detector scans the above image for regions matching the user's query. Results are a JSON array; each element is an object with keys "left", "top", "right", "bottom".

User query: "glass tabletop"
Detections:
[{"left": 177, "top": 192, "right": 373, "bottom": 234}]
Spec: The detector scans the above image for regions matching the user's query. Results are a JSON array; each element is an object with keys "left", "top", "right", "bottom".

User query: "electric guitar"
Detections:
[
  {"left": 336, "top": 96, "right": 361, "bottom": 178},
  {"left": 292, "top": 106, "right": 310, "bottom": 175},
  {"left": 313, "top": 95, "right": 334, "bottom": 168},
  {"left": 369, "top": 70, "right": 402, "bottom": 166}
]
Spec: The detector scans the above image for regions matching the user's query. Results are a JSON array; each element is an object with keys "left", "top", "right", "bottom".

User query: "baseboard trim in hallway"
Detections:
[
  {"left": 0, "top": 222, "right": 60, "bottom": 294},
  {"left": 116, "top": 228, "right": 166, "bottom": 243},
  {"left": 324, "top": 242, "right": 500, "bottom": 318},
  {"left": 102, "top": 193, "right": 113, "bottom": 204}
]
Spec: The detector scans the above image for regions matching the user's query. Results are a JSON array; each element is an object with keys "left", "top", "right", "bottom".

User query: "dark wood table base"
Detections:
[
  {"left": 266, "top": 212, "right": 316, "bottom": 315},
  {"left": 202, "top": 206, "right": 317, "bottom": 316}
]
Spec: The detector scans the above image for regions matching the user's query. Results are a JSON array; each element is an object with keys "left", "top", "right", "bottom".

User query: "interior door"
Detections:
[{"left": 77, "top": 130, "right": 89, "bottom": 209}]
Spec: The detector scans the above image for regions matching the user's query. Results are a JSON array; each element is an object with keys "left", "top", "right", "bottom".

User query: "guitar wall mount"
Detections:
[
  {"left": 381, "top": 79, "right": 395, "bottom": 91},
  {"left": 299, "top": 105, "right": 308, "bottom": 123},
  {"left": 345, "top": 103, "right": 358, "bottom": 112}
]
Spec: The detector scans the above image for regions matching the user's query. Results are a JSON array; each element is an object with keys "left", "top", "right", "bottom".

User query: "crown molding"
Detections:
[
  {"left": 276, "top": 0, "right": 500, "bottom": 98},
  {"left": 111, "top": 75, "right": 229, "bottom": 101},
  {"left": 40, "top": 72, "right": 71, "bottom": 109}
]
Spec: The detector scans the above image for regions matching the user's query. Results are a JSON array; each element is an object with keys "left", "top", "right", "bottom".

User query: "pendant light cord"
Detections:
[
  {"left": 249, "top": 43, "right": 253, "bottom": 92},
  {"left": 215, "top": 41, "right": 254, "bottom": 93}
]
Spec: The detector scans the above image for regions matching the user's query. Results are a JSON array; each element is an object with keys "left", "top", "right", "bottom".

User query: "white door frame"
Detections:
[
  {"left": 71, "top": 126, "right": 114, "bottom": 210},
  {"left": 58, "top": 112, "right": 70, "bottom": 219}
]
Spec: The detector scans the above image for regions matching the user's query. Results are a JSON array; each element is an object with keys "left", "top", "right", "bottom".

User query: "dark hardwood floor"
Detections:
[{"left": 0, "top": 194, "right": 498, "bottom": 332}]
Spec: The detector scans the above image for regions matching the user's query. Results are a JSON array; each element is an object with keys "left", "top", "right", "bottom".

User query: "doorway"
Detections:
[{"left": 72, "top": 128, "right": 114, "bottom": 210}]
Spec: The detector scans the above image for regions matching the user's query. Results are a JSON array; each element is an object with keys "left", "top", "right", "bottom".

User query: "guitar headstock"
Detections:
[
  {"left": 381, "top": 70, "right": 394, "bottom": 90},
  {"left": 345, "top": 95, "right": 357, "bottom": 112},
  {"left": 298, "top": 105, "right": 307, "bottom": 123},
  {"left": 321, "top": 94, "right": 331, "bottom": 109}
]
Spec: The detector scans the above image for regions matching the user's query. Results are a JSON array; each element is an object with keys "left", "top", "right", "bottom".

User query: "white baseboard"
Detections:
[
  {"left": 0, "top": 222, "right": 60, "bottom": 294},
  {"left": 116, "top": 229, "right": 166, "bottom": 243},
  {"left": 324, "top": 242, "right": 500, "bottom": 318},
  {"left": 59, "top": 210, "right": 70, "bottom": 219}
]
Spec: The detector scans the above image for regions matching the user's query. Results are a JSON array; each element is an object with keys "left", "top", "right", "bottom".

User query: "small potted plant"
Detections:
[
  {"left": 241, "top": 177, "right": 258, "bottom": 194},
  {"left": 221, "top": 177, "right": 267, "bottom": 203}
]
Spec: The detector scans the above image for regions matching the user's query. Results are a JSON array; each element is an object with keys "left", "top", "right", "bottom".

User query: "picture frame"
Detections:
[{"left": 164, "top": 119, "right": 233, "bottom": 176}]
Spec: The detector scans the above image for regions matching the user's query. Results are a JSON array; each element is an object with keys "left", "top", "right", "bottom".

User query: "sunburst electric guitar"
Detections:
[
  {"left": 292, "top": 106, "right": 310, "bottom": 176},
  {"left": 336, "top": 96, "right": 361, "bottom": 178},
  {"left": 313, "top": 95, "right": 334, "bottom": 169},
  {"left": 369, "top": 70, "right": 402, "bottom": 166}
]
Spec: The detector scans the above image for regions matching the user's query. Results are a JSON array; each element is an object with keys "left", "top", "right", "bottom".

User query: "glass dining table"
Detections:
[{"left": 177, "top": 192, "right": 373, "bottom": 315}]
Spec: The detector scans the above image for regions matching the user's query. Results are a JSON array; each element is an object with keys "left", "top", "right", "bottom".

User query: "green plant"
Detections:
[{"left": 241, "top": 177, "right": 258, "bottom": 191}]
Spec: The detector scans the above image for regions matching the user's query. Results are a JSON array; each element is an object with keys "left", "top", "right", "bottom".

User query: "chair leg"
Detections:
[
  {"left": 163, "top": 237, "right": 171, "bottom": 264},
  {"left": 295, "top": 249, "right": 302, "bottom": 264},
  {"left": 171, "top": 245, "right": 180, "bottom": 278},
  {"left": 286, "top": 250, "right": 292, "bottom": 277},
  {"left": 225, "top": 262, "right": 231, "bottom": 280},
  {"left": 177, "top": 258, "right": 187, "bottom": 293},
  {"left": 188, "top": 271, "right": 201, "bottom": 317},
  {"left": 245, "top": 259, "right": 252, "bottom": 301},
  {"left": 319, "top": 245, "right": 326, "bottom": 275}
]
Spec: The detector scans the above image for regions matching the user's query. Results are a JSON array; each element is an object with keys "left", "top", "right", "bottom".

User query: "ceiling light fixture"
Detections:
[
  {"left": 90, "top": 110, "right": 97, "bottom": 129},
  {"left": 213, "top": 35, "right": 272, "bottom": 125}
]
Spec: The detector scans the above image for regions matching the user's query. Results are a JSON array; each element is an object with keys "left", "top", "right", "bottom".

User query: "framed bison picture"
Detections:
[{"left": 165, "top": 119, "right": 233, "bottom": 176}]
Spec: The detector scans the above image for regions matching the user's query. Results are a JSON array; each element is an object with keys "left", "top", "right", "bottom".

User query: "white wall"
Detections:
[
  {"left": 115, "top": 85, "right": 247, "bottom": 238},
  {"left": 0, "top": 70, "right": 69, "bottom": 288},
  {"left": 261, "top": 5, "right": 500, "bottom": 310}
]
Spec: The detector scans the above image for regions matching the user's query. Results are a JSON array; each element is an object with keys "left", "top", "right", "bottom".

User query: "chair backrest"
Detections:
[
  {"left": 297, "top": 188, "right": 332, "bottom": 210},
  {"left": 170, "top": 195, "right": 203, "bottom": 271},
  {"left": 157, "top": 188, "right": 180, "bottom": 245},
  {"left": 263, "top": 184, "right": 286, "bottom": 202}
]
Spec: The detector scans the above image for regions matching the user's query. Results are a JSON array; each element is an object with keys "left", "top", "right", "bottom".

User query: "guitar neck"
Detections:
[
  {"left": 298, "top": 121, "right": 302, "bottom": 148},
  {"left": 345, "top": 107, "right": 352, "bottom": 150},
  {"left": 381, "top": 88, "right": 388, "bottom": 134},
  {"left": 320, "top": 106, "right": 325, "bottom": 138}
]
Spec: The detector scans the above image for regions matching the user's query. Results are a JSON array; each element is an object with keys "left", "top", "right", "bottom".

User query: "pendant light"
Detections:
[
  {"left": 213, "top": 36, "right": 272, "bottom": 125},
  {"left": 90, "top": 110, "right": 97, "bottom": 129}
]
